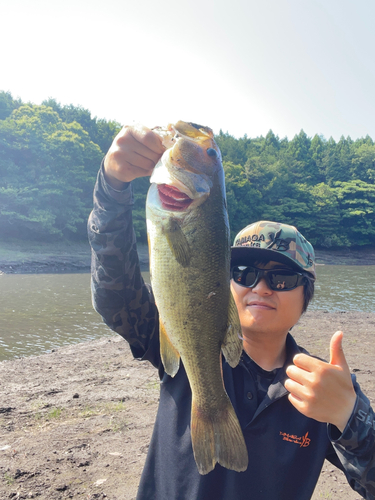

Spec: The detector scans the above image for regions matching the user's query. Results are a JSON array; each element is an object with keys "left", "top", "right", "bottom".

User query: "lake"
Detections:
[{"left": 0, "top": 265, "right": 374, "bottom": 361}]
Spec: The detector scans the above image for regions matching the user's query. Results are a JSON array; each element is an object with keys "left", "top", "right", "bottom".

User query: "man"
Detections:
[{"left": 88, "top": 125, "right": 375, "bottom": 499}]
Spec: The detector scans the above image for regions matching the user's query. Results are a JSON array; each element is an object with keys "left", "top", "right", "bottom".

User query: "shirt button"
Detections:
[{"left": 246, "top": 392, "right": 253, "bottom": 400}]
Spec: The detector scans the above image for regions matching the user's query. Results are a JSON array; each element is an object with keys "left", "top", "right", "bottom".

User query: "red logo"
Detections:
[{"left": 279, "top": 431, "right": 311, "bottom": 447}]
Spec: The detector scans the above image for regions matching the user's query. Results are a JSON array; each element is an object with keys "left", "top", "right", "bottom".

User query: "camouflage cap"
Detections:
[{"left": 231, "top": 221, "right": 316, "bottom": 279}]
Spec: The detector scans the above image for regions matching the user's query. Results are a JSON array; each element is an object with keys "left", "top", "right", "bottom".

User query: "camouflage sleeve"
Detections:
[
  {"left": 87, "top": 162, "right": 160, "bottom": 365},
  {"left": 326, "top": 376, "right": 375, "bottom": 499}
]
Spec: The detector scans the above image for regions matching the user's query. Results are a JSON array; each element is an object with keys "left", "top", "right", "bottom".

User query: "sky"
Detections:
[{"left": 2, "top": 0, "right": 375, "bottom": 141}]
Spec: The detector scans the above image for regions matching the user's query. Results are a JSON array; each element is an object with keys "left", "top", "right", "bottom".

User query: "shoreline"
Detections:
[
  {"left": 1, "top": 243, "right": 375, "bottom": 274},
  {"left": 1, "top": 310, "right": 374, "bottom": 499},
  {"left": 0, "top": 243, "right": 150, "bottom": 274}
]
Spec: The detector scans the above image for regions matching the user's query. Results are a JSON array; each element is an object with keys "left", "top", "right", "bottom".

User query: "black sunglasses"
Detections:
[{"left": 231, "top": 265, "right": 310, "bottom": 291}]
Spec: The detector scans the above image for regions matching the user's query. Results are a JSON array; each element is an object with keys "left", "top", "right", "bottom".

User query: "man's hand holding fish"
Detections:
[{"left": 103, "top": 125, "right": 165, "bottom": 187}]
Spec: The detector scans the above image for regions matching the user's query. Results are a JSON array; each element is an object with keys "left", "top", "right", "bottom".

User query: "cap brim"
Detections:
[{"left": 230, "top": 246, "right": 305, "bottom": 273}]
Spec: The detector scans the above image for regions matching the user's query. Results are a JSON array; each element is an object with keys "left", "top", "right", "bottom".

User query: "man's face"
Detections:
[{"left": 230, "top": 260, "right": 304, "bottom": 340}]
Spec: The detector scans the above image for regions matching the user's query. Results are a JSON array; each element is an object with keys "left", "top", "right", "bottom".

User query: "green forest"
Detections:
[{"left": 1, "top": 91, "right": 374, "bottom": 248}]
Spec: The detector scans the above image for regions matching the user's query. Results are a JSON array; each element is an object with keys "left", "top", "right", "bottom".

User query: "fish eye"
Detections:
[{"left": 206, "top": 148, "right": 217, "bottom": 157}]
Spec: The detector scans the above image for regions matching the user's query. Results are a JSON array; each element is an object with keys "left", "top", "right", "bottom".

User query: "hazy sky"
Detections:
[{"left": 2, "top": 0, "right": 375, "bottom": 140}]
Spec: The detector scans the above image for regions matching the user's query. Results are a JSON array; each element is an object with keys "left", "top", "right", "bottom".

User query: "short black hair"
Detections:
[{"left": 302, "top": 276, "right": 315, "bottom": 313}]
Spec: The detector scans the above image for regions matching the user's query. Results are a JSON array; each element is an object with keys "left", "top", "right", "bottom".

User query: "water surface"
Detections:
[
  {"left": 0, "top": 266, "right": 374, "bottom": 361},
  {"left": 0, "top": 273, "right": 109, "bottom": 361},
  {"left": 311, "top": 265, "right": 375, "bottom": 312}
]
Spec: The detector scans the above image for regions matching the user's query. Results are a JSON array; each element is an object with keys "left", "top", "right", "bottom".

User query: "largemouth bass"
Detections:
[{"left": 146, "top": 121, "right": 248, "bottom": 475}]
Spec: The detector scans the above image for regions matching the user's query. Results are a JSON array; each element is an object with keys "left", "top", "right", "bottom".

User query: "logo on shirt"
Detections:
[
  {"left": 279, "top": 431, "right": 311, "bottom": 447},
  {"left": 356, "top": 409, "right": 375, "bottom": 429}
]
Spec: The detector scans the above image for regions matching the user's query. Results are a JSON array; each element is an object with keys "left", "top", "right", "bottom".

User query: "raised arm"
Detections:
[{"left": 88, "top": 125, "right": 164, "bottom": 363}]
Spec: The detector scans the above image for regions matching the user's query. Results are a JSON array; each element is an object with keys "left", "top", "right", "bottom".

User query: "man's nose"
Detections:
[{"left": 251, "top": 277, "right": 272, "bottom": 295}]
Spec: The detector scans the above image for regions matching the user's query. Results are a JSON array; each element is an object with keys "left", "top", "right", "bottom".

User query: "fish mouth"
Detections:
[{"left": 157, "top": 184, "right": 193, "bottom": 211}]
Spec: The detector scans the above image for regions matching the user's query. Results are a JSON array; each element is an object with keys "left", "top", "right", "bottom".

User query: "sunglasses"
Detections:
[{"left": 231, "top": 265, "right": 309, "bottom": 291}]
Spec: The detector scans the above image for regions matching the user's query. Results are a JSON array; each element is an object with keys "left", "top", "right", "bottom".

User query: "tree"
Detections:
[
  {"left": 350, "top": 143, "right": 375, "bottom": 182},
  {"left": 224, "top": 161, "right": 264, "bottom": 240},
  {"left": 0, "top": 104, "right": 102, "bottom": 239},
  {"left": 284, "top": 130, "right": 321, "bottom": 185},
  {"left": 333, "top": 180, "right": 375, "bottom": 246},
  {"left": 309, "top": 134, "right": 326, "bottom": 184},
  {"left": 302, "top": 183, "right": 347, "bottom": 247},
  {"left": 1, "top": 93, "right": 375, "bottom": 248},
  {"left": 0, "top": 91, "right": 22, "bottom": 120},
  {"left": 42, "top": 98, "right": 121, "bottom": 154},
  {"left": 323, "top": 136, "right": 353, "bottom": 183}
]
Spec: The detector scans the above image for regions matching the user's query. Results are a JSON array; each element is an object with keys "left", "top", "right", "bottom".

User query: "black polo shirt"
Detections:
[{"left": 133, "top": 333, "right": 365, "bottom": 500}]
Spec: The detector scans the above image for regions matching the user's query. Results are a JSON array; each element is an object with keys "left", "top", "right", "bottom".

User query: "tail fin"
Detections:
[{"left": 191, "top": 397, "right": 248, "bottom": 475}]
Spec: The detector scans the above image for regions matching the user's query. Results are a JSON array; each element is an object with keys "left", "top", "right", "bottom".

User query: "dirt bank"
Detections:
[
  {"left": 1, "top": 310, "right": 374, "bottom": 499},
  {"left": 0, "top": 243, "right": 151, "bottom": 274},
  {"left": 0, "top": 241, "right": 92, "bottom": 275},
  {"left": 1, "top": 242, "right": 375, "bottom": 274}
]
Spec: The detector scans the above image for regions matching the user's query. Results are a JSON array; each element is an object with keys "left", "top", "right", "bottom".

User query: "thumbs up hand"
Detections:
[{"left": 285, "top": 332, "right": 357, "bottom": 432}]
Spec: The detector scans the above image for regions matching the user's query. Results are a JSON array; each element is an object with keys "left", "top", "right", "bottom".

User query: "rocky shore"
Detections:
[{"left": 1, "top": 310, "right": 374, "bottom": 499}]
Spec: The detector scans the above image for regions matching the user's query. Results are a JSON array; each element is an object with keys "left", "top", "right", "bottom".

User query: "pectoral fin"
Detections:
[
  {"left": 159, "top": 318, "right": 180, "bottom": 377},
  {"left": 221, "top": 292, "right": 243, "bottom": 368},
  {"left": 163, "top": 219, "right": 191, "bottom": 267}
]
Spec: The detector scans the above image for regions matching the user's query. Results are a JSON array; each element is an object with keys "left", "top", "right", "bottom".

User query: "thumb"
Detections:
[{"left": 329, "top": 331, "right": 348, "bottom": 368}]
